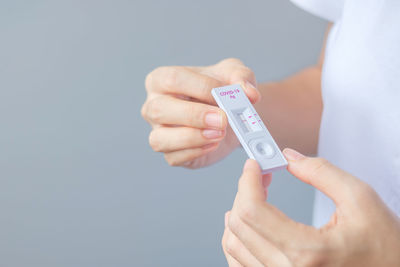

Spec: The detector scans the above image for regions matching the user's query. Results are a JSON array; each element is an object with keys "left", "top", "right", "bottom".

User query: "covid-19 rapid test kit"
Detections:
[{"left": 212, "top": 84, "right": 287, "bottom": 173}]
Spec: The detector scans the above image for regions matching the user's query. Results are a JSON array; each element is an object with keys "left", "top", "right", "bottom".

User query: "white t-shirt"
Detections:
[{"left": 291, "top": 0, "right": 400, "bottom": 227}]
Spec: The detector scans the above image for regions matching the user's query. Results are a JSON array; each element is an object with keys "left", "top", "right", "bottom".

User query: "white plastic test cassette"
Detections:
[{"left": 212, "top": 84, "right": 287, "bottom": 173}]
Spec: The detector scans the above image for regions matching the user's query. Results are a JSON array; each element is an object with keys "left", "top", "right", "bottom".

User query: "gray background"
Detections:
[{"left": 0, "top": 1, "right": 326, "bottom": 266}]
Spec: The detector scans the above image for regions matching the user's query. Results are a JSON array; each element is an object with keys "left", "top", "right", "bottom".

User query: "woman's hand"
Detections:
[
  {"left": 222, "top": 149, "right": 400, "bottom": 267},
  {"left": 141, "top": 58, "right": 260, "bottom": 169}
]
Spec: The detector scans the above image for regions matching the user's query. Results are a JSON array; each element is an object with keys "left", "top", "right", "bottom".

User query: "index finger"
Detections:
[
  {"left": 146, "top": 66, "right": 222, "bottom": 104},
  {"left": 283, "top": 148, "right": 363, "bottom": 207}
]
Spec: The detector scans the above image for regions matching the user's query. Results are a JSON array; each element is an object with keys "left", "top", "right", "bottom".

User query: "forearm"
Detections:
[{"left": 255, "top": 66, "right": 323, "bottom": 155}]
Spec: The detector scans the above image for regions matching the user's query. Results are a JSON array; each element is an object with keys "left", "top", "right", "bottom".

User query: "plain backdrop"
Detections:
[{"left": 0, "top": 1, "right": 327, "bottom": 266}]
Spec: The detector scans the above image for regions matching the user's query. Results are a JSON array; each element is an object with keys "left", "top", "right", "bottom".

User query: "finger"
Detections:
[
  {"left": 227, "top": 212, "right": 292, "bottom": 267},
  {"left": 226, "top": 254, "right": 242, "bottom": 267},
  {"left": 143, "top": 95, "right": 227, "bottom": 130},
  {"left": 238, "top": 159, "right": 266, "bottom": 201},
  {"left": 283, "top": 148, "right": 362, "bottom": 206},
  {"left": 223, "top": 212, "right": 243, "bottom": 267},
  {"left": 149, "top": 126, "right": 225, "bottom": 153},
  {"left": 146, "top": 66, "right": 222, "bottom": 104},
  {"left": 223, "top": 223, "right": 264, "bottom": 267},
  {"left": 233, "top": 159, "right": 317, "bottom": 253},
  {"left": 225, "top": 211, "right": 230, "bottom": 228},
  {"left": 212, "top": 58, "right": 260, "bottom": 103},
  {"left": 222, "top": 228, "right": 244, "bottom": 267},
  {"left": 163, "top": 143, "right": 219, "bottom": 167}
]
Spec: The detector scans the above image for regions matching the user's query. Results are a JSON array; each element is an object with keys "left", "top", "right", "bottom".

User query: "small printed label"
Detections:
[{"left": 219, "top": 88, "right": 240, "bottom": 99}]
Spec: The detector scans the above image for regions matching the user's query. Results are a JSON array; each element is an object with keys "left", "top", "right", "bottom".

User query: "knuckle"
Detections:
[
  {"left": 237, "top": 201, "right": 257, "bottom": 223},
  {"left": 233, "top": 67, "right": 255, "bottom": 81},
  {"left": 221, "top": 237, "right": 226, "bottom": 252},
  {"left": 144, "top": 71, "right": 154, "bottom": 91},
  {"left": 140, "top": 102, "right": 148, "bottom": 120},
  {"left": 184, "top": 103, "right": 197, "bottom": 124},
  {"left": 164, "top": 154, "right": 181, "bottom": 167},
  {"left": 184, "top": 103, "right": 204, "bottom": 127},
  {"left": 227, "top": 214, "right": 241, "bottom": 235},
  {"left": 308, "top": 158, "right": 330, "bottom": 183},
  {"left": 163, "top": 66, "right": 181, "bottom": 89},
  {"left": 224, "top": 233, "right": 238, "bottom": 256},
  {"left": 221, "top": 231, "right": 226, "bottom": 247},
  {"left": 146, "top": 97, "right": 163, "bottom": 123},
  {"left": 220, "top": 57, "right": 244, "bottom": 66},
  {"left": 145, "top": 66, "right": 166, "bottom": 90},
  {"left": 148, "top": 130, "right": 162, "bottom": 152}
]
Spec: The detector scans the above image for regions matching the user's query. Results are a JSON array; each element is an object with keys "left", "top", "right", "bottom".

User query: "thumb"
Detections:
[
  {"left": 236, "top": 80, "right": 260, "bottom": 105},
  {"left": 213, "top": 58, "right": 260, "bottom": 103},
  {"left": 237, "top": 159, "right": 270, "bottom": 202},
  {"left": 283, "top": 148, "right": 361, "bottom": 205}
]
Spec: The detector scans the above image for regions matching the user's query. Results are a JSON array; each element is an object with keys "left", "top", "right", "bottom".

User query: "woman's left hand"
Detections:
[{"left": 222, "top": 148, "right": 400, "bottom": 267}]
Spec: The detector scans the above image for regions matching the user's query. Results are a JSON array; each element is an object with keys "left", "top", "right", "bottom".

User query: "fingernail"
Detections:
[
  {"left": 262, "top": 174, "right": 272, "bottom": 189},
  {"left": 245, "top": 81, "right": 257, "bottom": 90},
  {"left": 245, "top": 81, "right": 261, "bottom": 102},
  {"left": 205, "top": 112, "right": 222, "bottom": 128},
  {"left": 283, "top": 148, "right": 306, "bottom": 161},
  {"left": 202, "top": 129, "right": 223, "bottom": 139}
]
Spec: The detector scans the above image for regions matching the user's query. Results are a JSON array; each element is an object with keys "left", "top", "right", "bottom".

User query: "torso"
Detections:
[{"left": 292, "top": 0, "right": 400, "bottom": 226}]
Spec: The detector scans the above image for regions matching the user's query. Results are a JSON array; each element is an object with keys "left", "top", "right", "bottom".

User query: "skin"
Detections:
[
  {"left": 222, "top": 152, "right": 400, "bottom": 267},
  {"left": 141, "top": 24, "right": 400, "bottom": 265},
  {"left": 142, "top": 22, "right": 330, "bottom": 167},
  {"left": 141, "top": 57, "right": 323, "bottom": 168},
  {"left": 142, "top": 58, "right": 259, "bottom": 168}
]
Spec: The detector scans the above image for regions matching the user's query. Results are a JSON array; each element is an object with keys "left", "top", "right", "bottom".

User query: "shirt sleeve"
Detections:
[{"left": 290, "top": 0, "right": 345, "bottom": 22}]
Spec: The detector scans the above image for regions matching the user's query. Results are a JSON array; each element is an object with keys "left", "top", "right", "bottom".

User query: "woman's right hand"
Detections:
[{"left": 141, "top": 58, "right": 260, "bottom": 169}]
